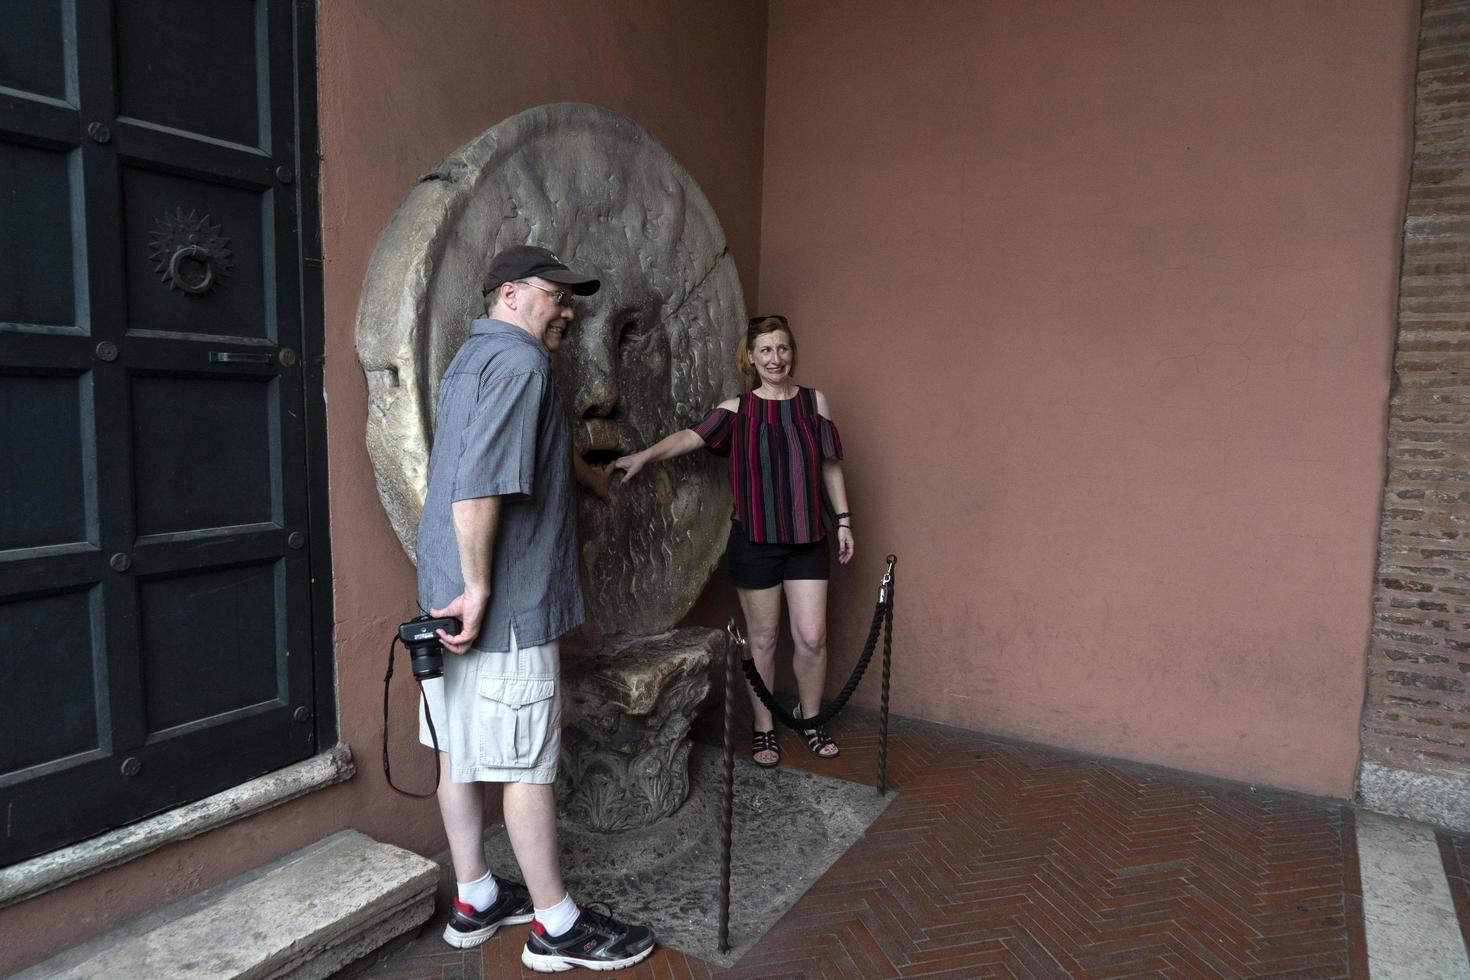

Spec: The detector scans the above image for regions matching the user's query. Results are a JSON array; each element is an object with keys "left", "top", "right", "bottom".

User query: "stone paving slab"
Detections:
[
  {"left": 1359, "top": 811, "right": 1470, "bottom": 978},
  {"left": 16, "top": 830, "right": 438, "bottom": 980}
]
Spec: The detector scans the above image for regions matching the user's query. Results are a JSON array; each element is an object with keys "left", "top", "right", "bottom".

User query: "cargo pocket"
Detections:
[{"left": 476, "top": 676, "right": 557, "bottom": 767}]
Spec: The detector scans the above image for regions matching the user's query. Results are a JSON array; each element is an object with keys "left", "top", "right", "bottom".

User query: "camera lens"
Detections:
[{"left": 409, "top": 644, "right": 443, "bottom": 681}]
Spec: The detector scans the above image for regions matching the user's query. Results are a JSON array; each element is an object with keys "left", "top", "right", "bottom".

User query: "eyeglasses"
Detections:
[{"left": 516, "top": 281, "right": 575, "bottom": 308}]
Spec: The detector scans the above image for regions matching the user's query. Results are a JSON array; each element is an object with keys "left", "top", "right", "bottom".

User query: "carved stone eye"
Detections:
[
  {"left": 618, "top": 316, "right": 666, "bottom": 366},
  {"left": 618, "top": 318, "right": 647, "bottom": 348}
]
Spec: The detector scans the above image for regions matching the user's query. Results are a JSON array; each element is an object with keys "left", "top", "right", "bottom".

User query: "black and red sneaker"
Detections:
[
  {"left": 442, "top": 878, "right": 534, "bottom": 948},
  {"left": 520, "top": 905, "right": 655, "bottom": 972}
]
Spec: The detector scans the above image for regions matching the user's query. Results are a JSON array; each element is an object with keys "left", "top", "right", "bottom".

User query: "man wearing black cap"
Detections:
[{"left": 415, "top": 244, "right": 655, "bottom": 971}]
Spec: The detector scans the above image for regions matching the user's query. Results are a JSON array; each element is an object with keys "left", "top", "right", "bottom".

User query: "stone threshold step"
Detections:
[{"left": 15, "top": 830, "right": 438, "bottom": 980}]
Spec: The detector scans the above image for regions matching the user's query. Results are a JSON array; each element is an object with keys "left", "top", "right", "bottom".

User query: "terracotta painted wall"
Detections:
[
  {"left": 759, "top": 0, "right": 1417, "bottom": 798},
  {"left": 0, "top": 2, "right": 767, "bottom": 970}
]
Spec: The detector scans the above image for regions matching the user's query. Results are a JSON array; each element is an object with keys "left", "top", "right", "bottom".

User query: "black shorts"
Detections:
[{"left": 726, "top": 521, "right": 829, "bottom": 590}]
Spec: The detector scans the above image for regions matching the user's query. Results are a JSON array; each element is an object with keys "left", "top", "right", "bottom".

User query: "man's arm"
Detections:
[
  {"left": 430, "top": 495, "right": 501, "bottom": 655},
  {"left": 573, "top": 452, "right": 613, "bottom": 502}
]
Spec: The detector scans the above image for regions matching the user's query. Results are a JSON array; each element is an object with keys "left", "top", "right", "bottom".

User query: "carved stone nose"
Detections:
[
  {"left": 572, "top": 313, "right": 620, "bottom": 419},
  {"left": 577, "top": 374, "right": 618, "bottom": 419}
]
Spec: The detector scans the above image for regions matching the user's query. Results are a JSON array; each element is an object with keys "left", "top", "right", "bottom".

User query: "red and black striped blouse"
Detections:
[{"left": 691, "top": 386, "right": 844, "bottom": 544}]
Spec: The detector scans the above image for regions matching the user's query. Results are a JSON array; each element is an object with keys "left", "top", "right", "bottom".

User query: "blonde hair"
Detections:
[{"left": 740, "top": 315, "right": 797, "bottom": 387}]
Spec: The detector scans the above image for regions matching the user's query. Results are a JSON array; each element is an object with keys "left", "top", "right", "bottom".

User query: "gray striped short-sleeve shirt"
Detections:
[{"left": 415, "top": 318, "right": 584, "bottom": 650}]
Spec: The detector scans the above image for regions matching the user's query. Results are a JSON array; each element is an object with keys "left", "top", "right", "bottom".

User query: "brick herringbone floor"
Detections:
[{"left": 343, "top": 711, "right": 1452, "bottom": 979}]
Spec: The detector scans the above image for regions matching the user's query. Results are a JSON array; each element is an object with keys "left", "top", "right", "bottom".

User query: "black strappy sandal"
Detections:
[
  {"left": 793, "top": 705, "right": 840, "bottom": 758},
  {"left": 751, "top": 729, "right": 780, "bottom": 768}
]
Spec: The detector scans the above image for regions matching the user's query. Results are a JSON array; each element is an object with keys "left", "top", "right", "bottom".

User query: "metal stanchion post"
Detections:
[
  {"left": 877, "top": 555, "right": 895, "bottom": 795},
  {"left": 718, "top": 618, "right": 742, "bottom": 954}
]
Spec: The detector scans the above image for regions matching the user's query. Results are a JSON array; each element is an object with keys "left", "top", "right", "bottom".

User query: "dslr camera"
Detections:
[{"left": 397, "top": 614, "right": 460, "bottom": 681}]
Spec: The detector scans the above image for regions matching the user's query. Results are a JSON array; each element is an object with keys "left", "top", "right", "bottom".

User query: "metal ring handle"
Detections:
[{"left": 167, "top": 244, "right": 215, "bottom": 294}]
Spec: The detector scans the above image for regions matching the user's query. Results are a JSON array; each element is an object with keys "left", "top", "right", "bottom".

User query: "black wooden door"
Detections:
[{"left": 0, "top": 0, "right": 325, "bottom": 864}]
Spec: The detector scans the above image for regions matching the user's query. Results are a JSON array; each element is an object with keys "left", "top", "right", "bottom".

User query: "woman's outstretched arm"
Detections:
[
  {"left": 613, "top": 428, "right": 705, "bottom": 484},
  {"left": 615, "top": 397, "right": 738, "bottom": 484}
]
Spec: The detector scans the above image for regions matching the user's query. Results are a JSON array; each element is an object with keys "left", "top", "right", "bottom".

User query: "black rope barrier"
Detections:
[
  {"left": 739, "top": 555, "right": 895, "bottom": 733},
  {"left": 718, "top": 619, "right": 741, "bottom": 954},
  {"left": 716, "top": 556, "right": 897, "bottom": 954},
  {"left": 877, "top": 560, "right": 894, "bottom": 794}
]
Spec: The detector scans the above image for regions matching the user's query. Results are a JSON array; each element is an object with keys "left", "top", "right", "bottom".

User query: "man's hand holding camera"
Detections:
[
  {"left": 436, "top": 495, "right": 500, "bottom": 655},
  {"left": 432, "top": 587, "right": 487, "bottom": 655}
]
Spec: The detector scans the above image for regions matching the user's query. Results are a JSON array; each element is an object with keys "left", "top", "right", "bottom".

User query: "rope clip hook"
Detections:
[
  {"left": 879, "top": 554, "right": 896, "bottom": 605},
  {"left": 726, "top": 617, "right": 747, "bottom": 651}
]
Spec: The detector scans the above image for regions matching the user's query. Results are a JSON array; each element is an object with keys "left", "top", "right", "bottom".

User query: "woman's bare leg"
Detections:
[
  {"left": 737, "top": 584, "right": 784, "bottom": 763},
  {"left": 784, "top": 578, "right": 838, "bottom": 756}
]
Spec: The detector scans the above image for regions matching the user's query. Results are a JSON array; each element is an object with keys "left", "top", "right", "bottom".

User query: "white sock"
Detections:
[
  {"left": 535, "top": 891, "right": 580, "bottom": 936},
  {"left": 457, "top": 870, "right": 499, "bottom": 912}
]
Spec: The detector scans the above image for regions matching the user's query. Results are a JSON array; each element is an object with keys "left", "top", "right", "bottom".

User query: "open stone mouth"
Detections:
[{"left": 579, "top": 419, "right": 624, "bottom": 467}]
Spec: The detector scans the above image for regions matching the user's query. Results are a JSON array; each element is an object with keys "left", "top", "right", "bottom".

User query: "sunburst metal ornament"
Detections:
[{"left": 148, "top": 208, "right": 235, "bottom": 296}]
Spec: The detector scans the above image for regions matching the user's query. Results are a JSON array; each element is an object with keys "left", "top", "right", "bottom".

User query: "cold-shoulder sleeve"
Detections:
[
  {"left": 818, "top": 413, "right": 843, "bottom": 460},
  {"left": 691, "top": 407, "right": 734, "bottom": 456}
]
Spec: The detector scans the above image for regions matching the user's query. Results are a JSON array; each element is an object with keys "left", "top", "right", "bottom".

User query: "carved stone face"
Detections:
[
  {"left": 356, "top": 104, "right": 744, "bottom": 635},
  {"left": 564, "top": 259, "right": 734, "bottom": 636}
]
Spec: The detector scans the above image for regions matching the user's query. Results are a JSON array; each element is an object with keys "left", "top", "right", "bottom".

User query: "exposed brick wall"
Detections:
[{"left": 1362, "top": 0, "right": 1470, "bottom": 783}]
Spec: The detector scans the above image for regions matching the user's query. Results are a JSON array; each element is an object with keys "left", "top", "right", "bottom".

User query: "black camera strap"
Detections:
[{"left": 382, "top": 633, "right": 442, "bottom": 799}]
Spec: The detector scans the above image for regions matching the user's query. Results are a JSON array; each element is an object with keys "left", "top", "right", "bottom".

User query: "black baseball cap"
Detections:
[{"left": 481, "top": 245, "right": 600, "bottom": 297}]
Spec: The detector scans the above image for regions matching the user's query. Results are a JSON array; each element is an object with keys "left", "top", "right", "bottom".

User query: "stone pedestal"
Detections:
[{"left": 558, "top": 627, "right": 720, "bottom": 832}]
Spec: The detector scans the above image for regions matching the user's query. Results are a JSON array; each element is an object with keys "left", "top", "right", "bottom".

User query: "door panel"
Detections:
[
  {"left": 0, "top": 0, "right": 323, "bottom": 865},
  {"left": 137, "top": 560, "right": 283, "bottom": 735},
  {"left": 121, "top": 167, "right": 271, "bottom": 341},
  {"left": 0, "top": 588, "right": 102, "bottom": 774},
  {"left": 0, "top": 142, "right": 80, "bottom": 330},
  {"left": 0, "top": 372, "right": 91, "bottom": 549},
  {"left": 0, "top": 3, "right": 70, "bottom": 101},
  {"left": 130, "top": 375, "right": 276, "bottom": 534},
  {"left": 114, "top": 2, "right": 265, "bottom": 150}
]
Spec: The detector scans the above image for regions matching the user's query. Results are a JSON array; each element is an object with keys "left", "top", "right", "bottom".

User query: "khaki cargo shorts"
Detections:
[{"left": 419, "top": 627, "right": 561, "bottom": 784}]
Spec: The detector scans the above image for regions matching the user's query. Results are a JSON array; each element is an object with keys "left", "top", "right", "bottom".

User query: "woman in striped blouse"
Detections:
[{"left": 614, "top": 315, "right": 854, "bottom": 767}]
